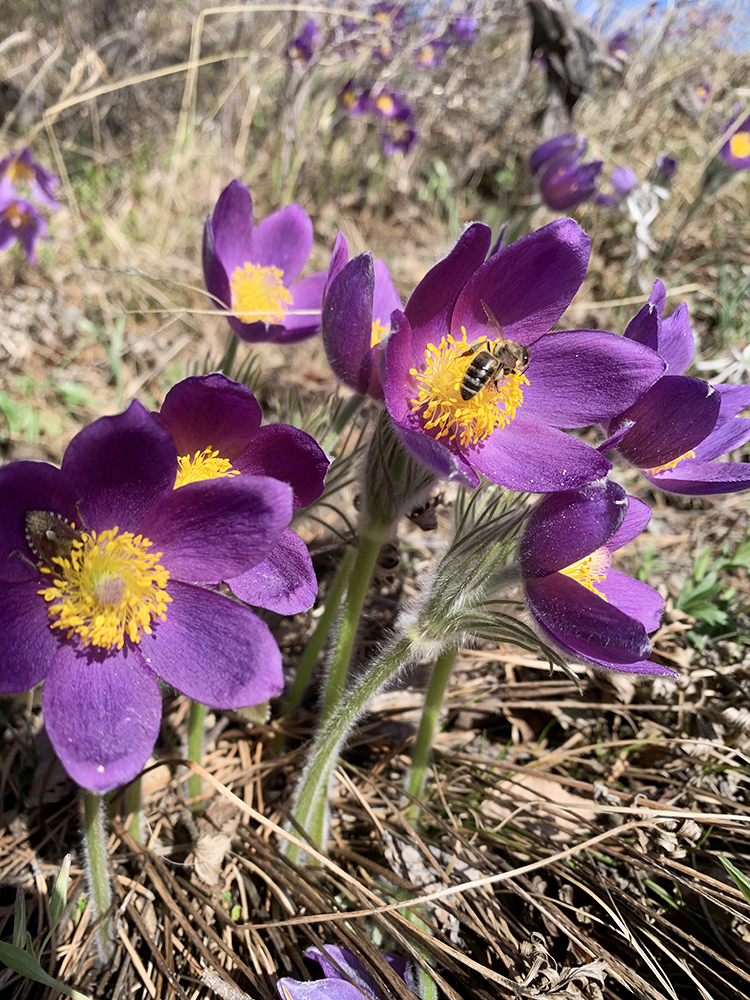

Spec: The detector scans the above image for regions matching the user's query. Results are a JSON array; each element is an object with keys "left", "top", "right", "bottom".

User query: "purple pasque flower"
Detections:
[
  {"left": 602, "top": 281, "right": 750, "bottom": 494},
  {"left": 650, "top": 152, "right": 678, "bottom": 187},
  {"left": 448, "top": 16, "right": 477, "bottom": 44},
  {"left": 277, "top": 945, "right": 411, "bottom": 999},
  {"left": 608, "top": 28, "right": 634, "bottom": 61},
  {"left": 381, "top": 121, "right": 418, "bottom": 156},
  {"left": 340, "top": 79, "right": 372, "bottom": 115},
  {"left": 370, "top": 88, "right": 412, "bottom": 120},
  {"left": 322, "top": 232, "right": 402, "bottom": 399},
  {"left": 0, "top": 402, "right": 293, "bottom": 792},
  {"left": 383, "top": 219, "right": 665, "bottom": 492},
  {"left": 0, "top": 191, "right": 50, "bottom": 263},
  {"left": 530, "top": 134, "right": 603, "bottom": 211},
  {"left": 720, "top": 113, "right": 750, "bottom": 170},
  {"left": 157, "top": 374, "right": 328, "bottom": 614},
  {"left": 203, "top": 180, "right": 327, "bottom": 344},
  {"left": 286, "top": 18, "right": 322, "bottom": 68},
  {"left": 0, "top": 149, "right": 60, "bottom": 210},
  {"left": 519, "top": 481, "right": 675, "bottom": 676},
  {"left": 414, "top": 37, "right": 449, "bottom": 69},
  {"left": 611, "top": 166, "right": 638, "bottom": 197}
]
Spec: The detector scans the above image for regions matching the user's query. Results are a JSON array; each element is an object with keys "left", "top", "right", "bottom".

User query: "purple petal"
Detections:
[
  {"left": 305, "top": 946, "right": 381, "bottom": 999},
  {"left": 693, "top": 413, "right": 750, "bottom": 461},
  {"left": 526, "top": 573, "right": 653, "bottom": 664},
  {"left": 520, "top": 330, "right": 665, "bottom": 427},
  {"left": 519, "top": 481, "right": 627, "bottom": 578},
  {"left": 451, "top": 219, "right": 590, "bottom": 348},
  {"left": 645, "top": 460, "right": 750, "bottom": 495},
  {"left": 227, "top": 528, "right": 317, "bottom": 614},
  {"left": 141, "top": 581, "right": 283, "bottom": 706},
  {"left": 202, "top": 214, "right": 232, "bottom": 311},
  {"left": 325, "top": 231, "right": 350, "bottom": 293},
  {"left": 383, "top": 309, "right": 418, "bottom": 424},
  {"left": 539, "top": 160, "right": 602, "bottom": 211},
  {"left": 372, "top": 259, "right": 402, "bottom": 324},
  {"left": 715, "top": 383, "right": 750, "bottom": 419},
  {"left": 659, "top": 303, "right": 694, "bottom": 374},
  {"left": 0, "top": 579, "right": 59, "bottom": 692},
  {"left": 391, "top": 419, "right": 478, "bottom": 487},
  {"left": 249, "top": 203, "right": 313, "bottom": 284},
  {"left": 623, "top": 297, "right": 661, "bottom": 353},
  {"left": 207, "top": 180, "right": 255, "bottom": 281},
  {"left": 61, "top": 401, "right": 177, "bottom": 532},
  {"left": 235, "top": 425, "right": 328, "bottom": 509},
  {"left": 278, "top": 270, "right": 327, "bottom": 341},
  {"left": 529, "top": 134, "right": 580, "bottom": 175},
  {"left": 276, "top": 979, "right": 367, "bottom": 1000},
  {"left": 614, "top": 376, "right": 720, "bottom": 468},
  {"left": 322, "top": 252, "right": 375, "bottom": 394},
  {"left": 608, "top": 496, "right": 651, "bottom": 551},
  {"left": 43, "top": 644, "right": 162, "bottom": 792},
  {"left": 404, "top": 223, "right": 492, "bottom": 344},
  {"left": 159, "top": 374, "right": 262, "bottom": 460},
  {"left": 0, "top": 462, "right": 82, "bottom": 582},
  {"left": 465, "top": 421, "right": 611, "bottom": 493},
  {"left": 140, "top": 477, "right": 292, "bottom": 583},
  {"left": 599, "top": 568, "right": 663, "bottom": 633}
]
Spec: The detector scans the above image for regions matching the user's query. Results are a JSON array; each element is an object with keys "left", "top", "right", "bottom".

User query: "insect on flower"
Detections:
[
  {"left": 459, "top": 301, "right": 530, "bottom": 401},
  {"left": 25, "top": 510, "right": 82, "bottom": 572}
]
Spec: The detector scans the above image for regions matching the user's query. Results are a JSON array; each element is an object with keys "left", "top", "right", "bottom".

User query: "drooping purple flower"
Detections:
[
  {"left": 157, "top": 374, "right": 328, "bottom": 613},
  {"left": 286, "top": 18, "right": 323, "bottom": 68},
  {"left": 382, "top": 219, "right": 665, "bottom": 491},
  {"left": 529, "top": 135, "right": 603, "bottom": 211},
  {"left": 202, "top": 180, "right": 327, "bottom": 344},
  {"left": 0, "top": 190, "right": 50, "bottom": 263},
  {"left": 719, "top": 113, "right": 750, "bottom": 171},
  {"left": 322, "top": 232, "right": 402, "bottom": 399},
  {"left": 519, "top": 481, "right": 675, "bottom": 676},
  {"left": 0, "top": 402, "right": 293, "bottom": 791},
  {"left": 276, "top": 945, "right": 411, "bottom": 1000},
  {"left": 0, "top": 149, "right": 60, "bottom": 210},
  {"left": 602, "top": 281, "right": 750, "bottom": 494}
]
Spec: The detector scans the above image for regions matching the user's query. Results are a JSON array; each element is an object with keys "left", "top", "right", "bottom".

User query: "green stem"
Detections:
[
  {"left": 287, "top": 634, "right": 415, "bottom": 862},
  {"left": 124, "top": 777, "right": 142, "bottom": 844},
  {"left": 320, "top": 523, "right": 389, "bottom": 723},
  {"left": 187, "top": 700, "right": 207, "bottom": 811},
  {"left": 405, "top": 643, "right": 459, "bottom": 818},
  {"left": 285, "top": 546, "right": 356, "bottom": 712},
  {"left": 82, "top": 790, "right": 113, "bottom": 962}
]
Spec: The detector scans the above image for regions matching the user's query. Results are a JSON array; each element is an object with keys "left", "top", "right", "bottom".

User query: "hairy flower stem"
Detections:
[
  {"left": 187, "top": 700, "right": 207, "bottom": 811},
  {"left": 82, "top": 790, "right": 113, "bottom": 962},
  {"left": 285, "top": 546, "right": 357, "bottom": 712},
  {"left": 287, "top": 634, "right": 416, "bottom": 862},
  {"left": 405, "top": 643, "right": 459, "bottom": 819},
  {"left": 320, "top": 523, "right": 391, "bottom": 724},
  {"left": 124, "top": 777, "right": 142, "bottom": 844}
]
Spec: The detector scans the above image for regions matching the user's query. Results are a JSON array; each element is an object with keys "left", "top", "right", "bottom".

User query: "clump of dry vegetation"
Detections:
[{"left": 2, "top": 2, "right": 750, "bottom": 999}]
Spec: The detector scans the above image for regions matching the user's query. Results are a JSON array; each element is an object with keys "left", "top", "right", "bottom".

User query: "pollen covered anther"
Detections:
[
  {"left": 559, "top": 546, "right": 611, "bottom": 600},
  {"left": 38, "top": 527, "right": 172, "bottom": 650},
  {"left": 230, "top": 262, "right": 293, "bottom": 324},
  {"left": 409, "top": 327, "right": 529, "bottom": 448},
  {"left": 175, "top": 447, "right": 240, "bottom": 487},
  {"left": 646, "top": 450, "right": 696, "bottom": 476}
]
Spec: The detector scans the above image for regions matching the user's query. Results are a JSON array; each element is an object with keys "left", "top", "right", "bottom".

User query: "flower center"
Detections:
[
  {"left": 38, "top": 528, "right": 171, "bottom": 650},
  {"left": 371, "top": 318, "right": 390, "bottom": 346},
  {"left": 6, "top": 160, "right": 34, "bottom": 185},
  {"left": 230, "top": 263, "right": 293, "bottom": 324},
  {"left": 175, "top": 447, "right": 240, "bottom": 487},
  {"left": 3, "top": 203, "right": 30, "bottom": 229},
  {"left": 409, "top": 327, "right": 529, "bottom": 448},
  {"left": 374, "top": 94, "right": 396, "bottom": 116},
  {"left": 559, "top": 546, "right": 611, "bottom": 600},
  {"left": 646, "top": 449, "right": 695, "bottom": 475},
  {"left": 730, "top": 131, "right": 750, "bottom": 159}
]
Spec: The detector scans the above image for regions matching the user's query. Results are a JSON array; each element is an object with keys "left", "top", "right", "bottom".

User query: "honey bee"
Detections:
[
  {"left": 25, "top": 510, "right": 82, "bottom": 572},
  {"left": 459, "top": 301, "right": 530, "bottom": 401}
]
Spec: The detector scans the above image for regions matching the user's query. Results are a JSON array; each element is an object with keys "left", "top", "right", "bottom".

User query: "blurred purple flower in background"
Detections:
[
  {"left": 0, "top": 148, "right": 60, "bottom": 210},
  {"left": 371, "top": 89, "right": 412, "bottom": 120},
  {"left": 0, "top": 191, "right": 50, "bottom": 263},
  {"left": 608, "top": 27, "right": 635, "bottom": 61},
  {"left": 414, "top": 37, "right": 449, "bottom": 69},
  {"left": 650, "top": 152, "right": 678, "bottom": 187},
  {"left": 611, "top": 166, "right": 638, "bottom": 198},
  {"left": 530, "top": 134, "right": 603, "bottom": 211},
  {"left": 448, "top": 16, "right": 477, "bottom": 44},
  {"left": 286, "top": 19, "right": 322, "bottom": 69},
  {"left": 340, "top": 79, "right": 372, "bottom": 115},
  {"left": 720, "top": 112, "right": 750, "bottom": 170},
  {"left": 202, "top": 180, "right": 326, "bottom": 343},
  {"left": 0, "top": 403, "right": 291, "bottom": 791},
  {"left": 519, "top": 481, "right": 674, "bottom": 676},
  {"left": 381, "top": 121, "right": 418, "bottom": 155},
  {"left": 322, "top": 232, "right": 402, "bottom": 399}
]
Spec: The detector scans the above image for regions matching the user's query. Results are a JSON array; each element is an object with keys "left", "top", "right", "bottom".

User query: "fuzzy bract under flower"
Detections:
[
  {"left": 0, "top": 401, "right": 293, "bottom": 791},
  {"left": 203, "top": 180, "right": 327, "bottom": 343},
  {"left": 383, "top": 219, "right": 665, "bottom": 491},
  {"left": 602, "top": 280, "right": 750, "bottom": 493},
  {"left": 322, "top": 232, "right": 402, "bottom": 398},
  {"left": 158, "top": 374, "right": 328, "bottom": 613},
  {"left": 519, "top": 481, "right": 674, "bottom": 675}
]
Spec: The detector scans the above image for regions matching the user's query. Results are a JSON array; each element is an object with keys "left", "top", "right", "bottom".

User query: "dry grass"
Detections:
[{"left": 2, "top": 2, "right": 750, "bottom": 998}]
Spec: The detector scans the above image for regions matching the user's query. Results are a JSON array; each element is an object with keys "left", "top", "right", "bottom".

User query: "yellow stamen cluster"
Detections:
[
  {"left": 559, "top": 547, "right": 610, "bottom": 600},
  {"left": 175, "top": 447, "right": 240, "bottom": 487},
  {"left": 3, "top": 203, "right": 30, "bottom": 229},
  {"left": 371, "top": 318, "right": 390, "bottom": 346},
  {"left": 374, "top": 94, "right": 396, "bottom": 115},
  {"left": 409, "top": 328, "right": 529, "bottom": 448},
  {"left": 38, "top": 528, "right": 171, "bottom": 650},
  {"left": 6, "top": 160, "right": 34, "bottom": 184},
  {"left": 646, "top": 449, "right": 695, "bottom": 475},
  {"left": 230, "top": 262, "right": 293, "bottom": 324},
  {"left": 730, "top": 131, "right": 750, "bottom": 159}
]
